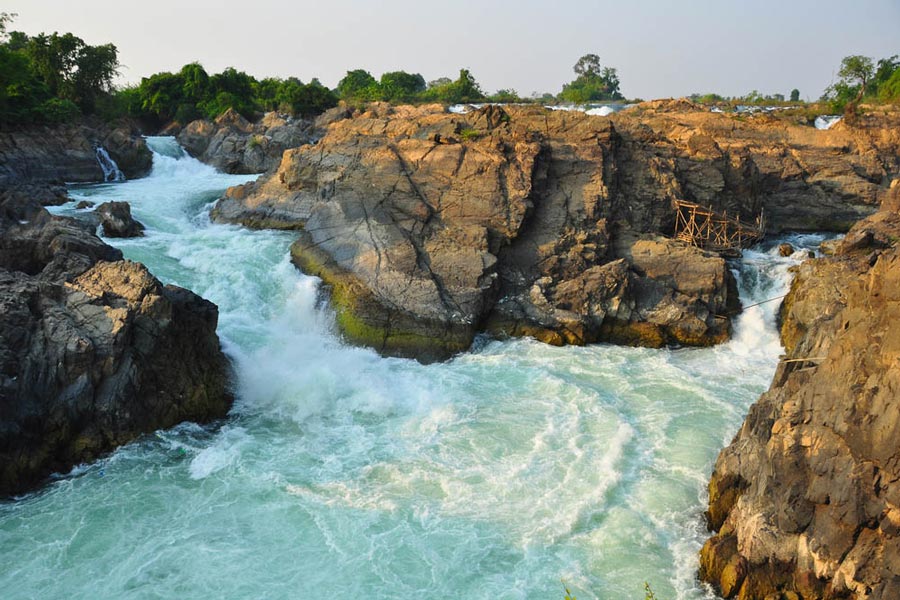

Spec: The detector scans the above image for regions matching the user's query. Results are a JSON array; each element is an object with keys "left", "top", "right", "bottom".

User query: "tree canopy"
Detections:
[
  {"left": 127, "top": 64, "right": 338, "bottom": 126},
  {"left": 824, "top": 54, "right": 900, "bottom": 110},
  {"left": 0, "top": 17, "right": 118, "bottom": 126},
  {"left": 559, "top": 54, "right": 623, "bottom": 103}
]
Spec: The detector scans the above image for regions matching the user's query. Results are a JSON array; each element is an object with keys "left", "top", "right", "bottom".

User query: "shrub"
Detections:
[{"left": 39, "top": 97, "right": 79, "bottom": 123}]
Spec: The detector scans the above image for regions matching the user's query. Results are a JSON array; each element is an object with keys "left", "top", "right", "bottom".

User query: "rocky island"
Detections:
[{"left": 210, "top": 101, "right": 897, "bottom": 362}]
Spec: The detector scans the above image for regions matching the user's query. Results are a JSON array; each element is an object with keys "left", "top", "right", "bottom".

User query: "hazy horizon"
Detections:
[{"left": 5, "top": 0, "right": 899, "bottom": 101}]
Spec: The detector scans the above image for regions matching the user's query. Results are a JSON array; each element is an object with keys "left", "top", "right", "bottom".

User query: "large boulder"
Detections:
[
  {"left": 177, "top": 109, "right": 313, "bottom": 174},
  {"left": 700, "top": 181, "right": 900, "bottom": 599},
  {"left": 0, "top": 188, "right": 232, "bottom": 496},
  {"left": 96, "top": 201, "right": 145, "bottom": 238}
]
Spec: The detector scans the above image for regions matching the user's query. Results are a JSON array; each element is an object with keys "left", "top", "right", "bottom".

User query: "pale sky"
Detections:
[{"left": 5, "top": 0, "right": 899, "bottom": 101}]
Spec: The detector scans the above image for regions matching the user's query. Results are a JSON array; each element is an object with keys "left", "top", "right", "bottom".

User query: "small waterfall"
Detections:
[
  {"left": 94, "top": 145, "right": 125, "bottom": 182},
  {"left": 815, "top": 115, "right": 842, "bottom": 130}
]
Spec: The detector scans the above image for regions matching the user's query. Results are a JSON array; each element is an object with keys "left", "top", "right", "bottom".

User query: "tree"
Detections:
[
  {"left": 254, "top": 76, "right": 282, "bottom": 112},
  {"left": 379, "top": 71, "right": 425, "bottom": 102},
  {"left": 427, "top": 77, "right": 452, "bottom": 89},
  {"left": 560, "top": 54, "right": 623, "bottom": 103},
  {"left": 837, "top": 55, "right": 875, "bottom": 101},
  {"left": 489, "top": 89, "right": 521, "bottom": 103},
  {"left": 0, "top": 11, "right": 15, "bottom": 41},
  {"left": 790, "top": 88, "right": 800, "bottom": 102},
  {"left": 17, "top": 32, "right": 119, "bottom": 113},
  {"left": 573, "top": 53, "right": 602, "bottom": 77},
  {"left": 337, "top": 69, "right": 379, "bottom": 102}
]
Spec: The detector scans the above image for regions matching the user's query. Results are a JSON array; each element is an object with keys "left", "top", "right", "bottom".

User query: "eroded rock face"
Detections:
[
  {"left": 177, "top": 108, "right": 313, "bottom": 174},
  {"left": 211, "top": 102, "right": 898, "bottom": 360},
  {"left": 700, "top": 181, "right": 900, "bottom": 599},
  {"left": 0, "top": 119, "right": 151, "bottom": 186},
  {"left": 96, "top": 201, "right": 145, "bottom": 238},
  {"left": 0, "top": 189, "right": 231, "bottom": 496}
]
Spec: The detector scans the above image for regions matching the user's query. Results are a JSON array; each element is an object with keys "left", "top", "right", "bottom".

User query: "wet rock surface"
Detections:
[
  {"left": 701, "top": 181, "right": 900, "bottom": 599},
  {"left": 212, "top": 102, "right": 898, "bottom": 360},
  {"left": 96, "top": 201, "right": 145, "bottom": 238},
  {"left": 0, "top": 187, "right": 232, "bottom": 496}
]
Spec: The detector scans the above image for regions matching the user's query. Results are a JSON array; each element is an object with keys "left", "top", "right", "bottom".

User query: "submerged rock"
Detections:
[
  {"left": 700, "top": 181, "right": 900, "bottom": 599},
  {"left": 96, "top": 201, "right": 145, "bottom": 237},
  {"left": 0, "top": 187, "right": 232, "bottom": 496},
  {"left": 212, "top": 102, "right": 898, "bottom": 361}
]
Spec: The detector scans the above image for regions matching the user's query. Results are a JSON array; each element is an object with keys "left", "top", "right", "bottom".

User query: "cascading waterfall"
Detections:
[
  {"left": 94, "top": 144, "right": 125, "bottom": 182},
  {"left": 2, "top": 137, "right": 830, "bottom": 600}
]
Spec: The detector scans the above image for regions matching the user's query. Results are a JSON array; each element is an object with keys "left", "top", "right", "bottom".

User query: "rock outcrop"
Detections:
[
  {"left": 211, "top": 102, "right": 898, "bottom": 360},
  {"left": 0, "top": 118, "right": 151, "bottom": 187},
  {"left": 700, "top": 180, "right": 900, "bottom": 599},
  {"left": 0, "top": 188, "right": 232, "bottom": 496},
  {"left": 96, "top": 201, "right": 145, "bottom": 238},
  {"left": 177, "top": 109, "right": 313, "bottom": 174}
]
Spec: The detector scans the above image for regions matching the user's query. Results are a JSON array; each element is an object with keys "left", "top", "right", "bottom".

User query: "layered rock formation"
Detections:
[
  {"left": 700, "top": 181, "right": 900, "bottom": 599},
  {"left": 211, "top": 102, "right": 897, "bottom": 360},
  {"left": 0, "top": 118, "right": 152, "bottom": 187},
  {"left": 177, "top": 109, "right": 315, "bottom": 174},
  {"left": 0, "top": 188, "right": 232, "bottom": 496}
]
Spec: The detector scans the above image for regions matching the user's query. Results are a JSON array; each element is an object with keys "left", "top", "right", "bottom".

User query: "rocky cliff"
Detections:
[
  {"left": 0, "top": 188, "right": 232, "bottom": 496},
  {"left": 211, "top": 101, "right": 898, "bottom": 360},
  {"left": 0, "top": 118, "right": 152, "bottom": 188},
  {"left": 177, "top": 108, "right": 318, "bottom": 174},
  {"left": 700, "top": 180, "right": 900, "bottom": 599}
]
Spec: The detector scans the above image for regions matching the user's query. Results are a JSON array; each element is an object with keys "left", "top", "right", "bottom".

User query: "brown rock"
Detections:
[
  {"left": 0, "top": 189, "right": 232, "bottom": 496},
  {"left": 177, "top": 110, "right": 313, "bottom": 174},
  {"left": 211, "top": 103, "right": 899, "bottom": 360},
  {"left": 701, "top": 182, "right": 900, "bottom": 599}
]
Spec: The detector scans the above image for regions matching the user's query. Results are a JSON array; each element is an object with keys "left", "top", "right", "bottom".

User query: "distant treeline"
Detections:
[
  {"left": 688, "top": 54, "right": 900, "bottom": 112},
  {"left": 0, "top": 14, "right": 628, "bottom": 129},
  {"left": 3, "top": 13, "right": 894, "bottom": 130}
]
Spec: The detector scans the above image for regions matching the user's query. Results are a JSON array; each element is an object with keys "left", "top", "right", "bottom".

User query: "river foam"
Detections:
[{"left": 6, "top": 138, "right": 828, "bottom": 600}]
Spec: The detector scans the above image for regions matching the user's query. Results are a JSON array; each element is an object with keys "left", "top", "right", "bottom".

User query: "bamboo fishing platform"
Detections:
[{"left": 673, "top": 199, "right": 765, "bottom": 256}]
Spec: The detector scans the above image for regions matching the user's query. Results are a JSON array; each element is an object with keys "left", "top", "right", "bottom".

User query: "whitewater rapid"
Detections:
[{"left": 1, "top": 138, "right": 829, "bottom": 600}]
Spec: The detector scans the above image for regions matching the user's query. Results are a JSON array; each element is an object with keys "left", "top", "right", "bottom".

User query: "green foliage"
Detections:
[
  {"left": 39, "top": 97, "right": 79, "bottom": 123},
  {"left": 275, "top": 77, "right": 337, "bottom": 116},
  {"left": 560, "top": 54, "right": 623, "bottom": 103},
  {"left": 379, "top": 71, "right": 426, "bottom": 102},
  {"left": 422, "top": 68, "right": 486, "bottom": 104},
  {"left": 0, "top": 16, "right": 119, "bottom": 125},
  {"left": 124, "top": 64, "right": 337, "bottom": 126},
  {"left": 879, "top": 68, "right": 900, "bottom": 102},
  {"left": 790, "top": 88, "right": 800, "bottom": 102},
  {"left": 561, "top": 581, "right": 576, "bottom": 600},
  {"left": 690, "top": 92, "right": 726, "bottom": 104},
  {"left": 823, "top": 54, "right": 900, "bottom": 112},
  {"left": 337, "top": 69, "right": 380, "bottom": 103},
  {"left": 489, "top": 88, "right": 522, "bottom": 103},
  {"left": 459, "top": 128, "right": 481, "bottom": 141},
  {"left": 0, "top": 11, "right": 16, "bottom": 40},
  {"left": 643, "top": 582, "right": 658, "bottom": 600},
  {"left": 21, "top": 31, "right": 119, "bottom": 113}
]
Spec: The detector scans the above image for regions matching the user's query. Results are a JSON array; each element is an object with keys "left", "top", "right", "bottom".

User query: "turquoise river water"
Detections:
[{"left": 1, "top": 138, "right": 827, "bottom": 599}]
